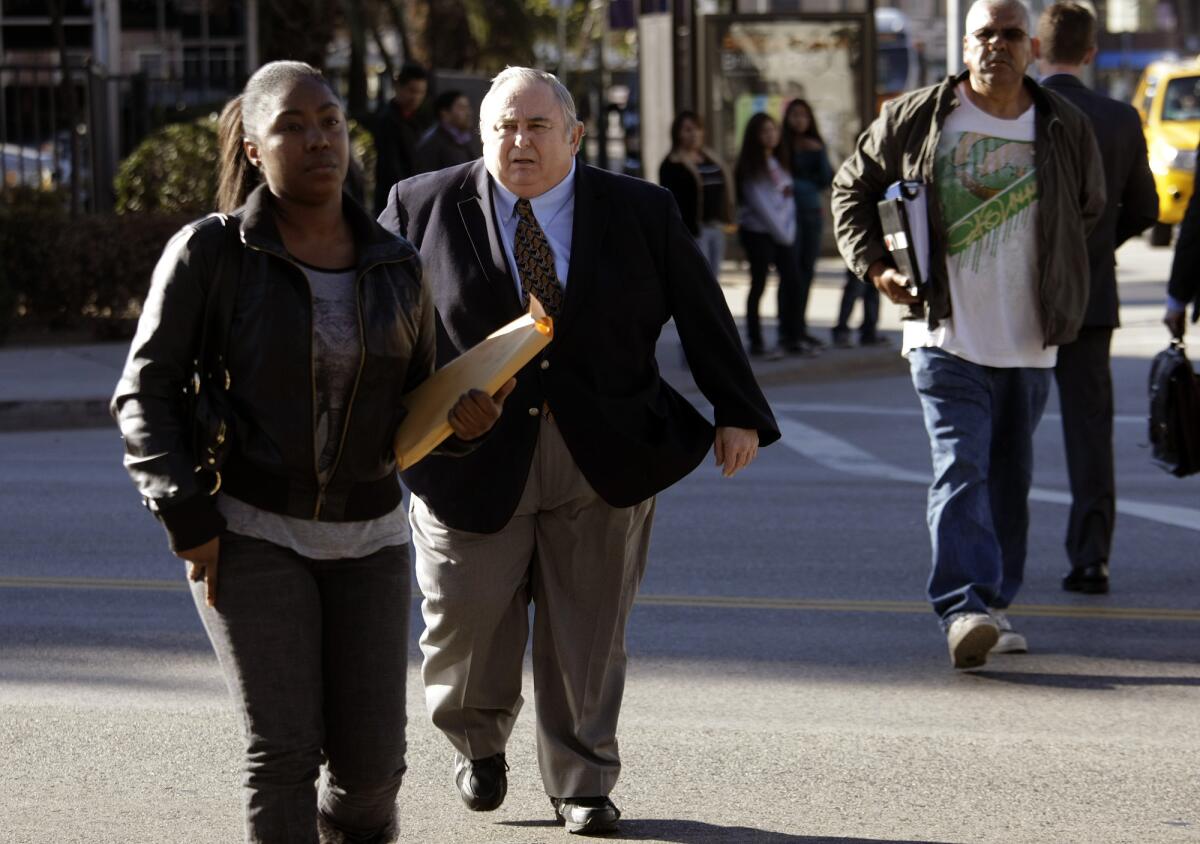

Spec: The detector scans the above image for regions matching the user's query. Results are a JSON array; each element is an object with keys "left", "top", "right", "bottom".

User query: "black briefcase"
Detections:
[{"left": 1148, "top": 341, "right": 1200, "bottom": 478}]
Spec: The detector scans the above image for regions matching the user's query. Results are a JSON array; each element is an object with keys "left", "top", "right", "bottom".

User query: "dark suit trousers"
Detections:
[{"left": 1054, "top": 326, "right": 1115, "bottom": 570}]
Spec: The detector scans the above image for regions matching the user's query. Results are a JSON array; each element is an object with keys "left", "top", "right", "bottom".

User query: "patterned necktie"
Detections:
[{"left": 513, "top": 198, "right": 564, "bottom": 318}]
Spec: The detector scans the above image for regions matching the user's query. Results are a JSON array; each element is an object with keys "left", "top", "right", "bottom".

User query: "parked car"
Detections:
[{"left": 1133, "top": 58, "right": 1200, "bottom": 246}]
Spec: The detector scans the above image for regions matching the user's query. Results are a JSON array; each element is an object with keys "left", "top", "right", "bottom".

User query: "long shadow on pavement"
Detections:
[
  {"left": 973, "top": 670, "right": 1200, "bottom": 690},
  {"left": 498, "top": 819, "right": 949, "bottom": 843}
]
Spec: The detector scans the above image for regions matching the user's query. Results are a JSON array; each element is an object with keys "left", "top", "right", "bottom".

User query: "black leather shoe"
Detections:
[
  {"left": 1062, "top": 563, "right": 1109, "bottom": 594},
  {"left": 454, "top": 753, "right": 508, "bottom": 812},
  {"left": 551, "top": 796, "right": 621, "bottom": 835}
]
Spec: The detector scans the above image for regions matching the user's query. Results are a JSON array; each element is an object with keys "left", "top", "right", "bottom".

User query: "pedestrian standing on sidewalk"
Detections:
[
  {"left": 831, "top": 269, "right": 886, "bottom": 348},
  {"left": 780, "top": 98, "right": 832, "bottom": 352},
  {"left": 1036, "top": 2, "right": 1159, "bottom": 597},
  {"left": 414, "top": 89, "right": 483, "bottom": 175},
  {"left": 736, "top": 112, "right": 802, "bottom": 359},
  {"left": 659, "top": 110, "right": 735, "bottom": 275},
  {"left": 110, "top": 61, "right": 511, "bottom": 843},
  {"left": 373, "top": 62, "right": 431, "bottom": 212},
  {"left": 832, "top": 0, "right": 1105, "bottom": 669}
]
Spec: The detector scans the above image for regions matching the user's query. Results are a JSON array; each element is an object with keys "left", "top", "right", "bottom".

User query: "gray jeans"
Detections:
[{"left": 190, "top": 532, "right": 410, "bottom": 843}]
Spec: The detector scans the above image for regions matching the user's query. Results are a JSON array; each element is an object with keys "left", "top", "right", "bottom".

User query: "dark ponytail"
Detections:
[
  {"left": 217, "top": 95, "right": 259, "bottom": 213},
  {"left": 215, "top": 61, "right": 334, "bottom": 213}
]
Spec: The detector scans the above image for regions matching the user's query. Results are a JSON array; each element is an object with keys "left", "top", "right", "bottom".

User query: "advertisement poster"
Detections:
[{"left": 706, "top": 17, "right": 867, "bottom": 173}]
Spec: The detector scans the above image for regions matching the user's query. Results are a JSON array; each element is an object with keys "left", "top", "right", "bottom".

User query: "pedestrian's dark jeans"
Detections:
[
  {"left": 834, "top": 269, "right": 880, "bottom": 341},
  {"left": 908, "top": 348, "right": 1051, "bottom": 627},
  {"left": 190, "top": 532, "right": 410, "bottom": 844},
  {"left": 739, "top": 227, "right": 800, "bottom": 349},
  {"left": 793, "top": 207, "right": 822, "bottom": 337}
]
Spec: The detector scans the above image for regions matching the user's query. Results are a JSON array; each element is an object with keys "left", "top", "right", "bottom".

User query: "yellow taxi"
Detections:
[{"left": 1133, "top": 58, "right": 1200, "bottom": 245}]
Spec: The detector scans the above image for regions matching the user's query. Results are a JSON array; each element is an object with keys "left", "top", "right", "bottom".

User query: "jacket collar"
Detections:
[
  {"left": 937, "top": 69, "right": 1060, "bottom": 119},
  {"left": 237, "top": 182, "right": 417, "bottom": 270},
  {"left": 1040, "top": 72, "right": 1086, "bottom": 90}
]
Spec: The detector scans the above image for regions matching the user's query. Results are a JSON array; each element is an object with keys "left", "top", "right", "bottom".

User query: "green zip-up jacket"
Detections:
[{"left": 831, "top": 71, "right": 1106, "bottom": 347}]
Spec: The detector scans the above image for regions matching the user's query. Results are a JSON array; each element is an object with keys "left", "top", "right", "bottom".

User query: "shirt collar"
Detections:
[{"left": 492, "top": 159, "right": 577, "bottom": 227}]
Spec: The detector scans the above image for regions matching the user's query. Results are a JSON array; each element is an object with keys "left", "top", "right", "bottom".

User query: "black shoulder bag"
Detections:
[{"left": 189, "top": 213, "right": 243, "bottom": 494}]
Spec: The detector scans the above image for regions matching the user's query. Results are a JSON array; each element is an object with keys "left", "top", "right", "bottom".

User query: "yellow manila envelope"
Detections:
[{"left": 393, "top": 313, "right": 554, "bottom": 469}]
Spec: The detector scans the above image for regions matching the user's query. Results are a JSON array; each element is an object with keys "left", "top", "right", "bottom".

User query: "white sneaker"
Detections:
[
  {"left": 946, "top": 612, "right": 999, "bottom": 669},
  {"left": 989, "top": 611, "right": 1028, "bottom": 654}
]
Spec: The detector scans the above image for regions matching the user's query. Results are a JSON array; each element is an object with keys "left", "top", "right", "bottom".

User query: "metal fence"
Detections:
[{"left": 1, "top": 63, "right": 235, "bottom": 213}]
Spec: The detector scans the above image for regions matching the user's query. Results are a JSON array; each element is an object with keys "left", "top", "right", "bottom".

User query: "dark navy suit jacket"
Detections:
[
  {"left": 1042, "top": 74, "right": 1158, "bottom": 327},
  {"left": 379, "top": 159, "right": 779, "bottom": 533}
]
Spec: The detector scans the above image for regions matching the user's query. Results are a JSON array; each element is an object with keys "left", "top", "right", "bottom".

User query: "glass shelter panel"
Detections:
[{"left": 703, "top": 16, "right": 869, "bottom": 173}]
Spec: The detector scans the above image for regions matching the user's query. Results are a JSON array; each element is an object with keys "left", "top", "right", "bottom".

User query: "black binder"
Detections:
[{"left": 876, "top": 180, "right": 929, "bottom": 295}]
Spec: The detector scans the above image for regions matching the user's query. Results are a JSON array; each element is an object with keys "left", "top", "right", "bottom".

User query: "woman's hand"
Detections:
[
  {"left": 176, "top": 536, "right": 221, "bottom": 608},
  {"left": 448, "top": 378, "right": 516, "bottom": 440}
]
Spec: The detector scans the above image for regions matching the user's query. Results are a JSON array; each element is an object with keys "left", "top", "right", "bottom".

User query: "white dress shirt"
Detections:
[{"left": 489, "top": 160, "right": 576, "bottom": 303}]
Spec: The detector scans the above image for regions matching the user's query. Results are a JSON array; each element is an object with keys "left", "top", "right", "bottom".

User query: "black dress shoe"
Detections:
[
  {"left": 1062, "top": 563, "right": 1109, "bottom": 594},
  {"left": 551, "top": 796, "right": 621, "bottom": 835},
  {"left": 454, "top": 753, "right": 508, "bottom": 811}
]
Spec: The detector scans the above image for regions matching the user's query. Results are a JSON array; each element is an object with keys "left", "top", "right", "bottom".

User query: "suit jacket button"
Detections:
[
  {"left": 528, "top": 406, "right": 540, "bottom": 416},
  {"left": 540, "top": 359, "right": 550, "bottom": 370}
]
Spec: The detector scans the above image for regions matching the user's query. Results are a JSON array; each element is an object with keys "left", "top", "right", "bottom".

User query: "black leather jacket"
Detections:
[{"left": 112, "top": 184, "right": 436, "bottom": 551}]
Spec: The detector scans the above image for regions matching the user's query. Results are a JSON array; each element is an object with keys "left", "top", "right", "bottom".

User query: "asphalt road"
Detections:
[{"left": 2, "top": 241, "right": 1199, "bottom": 843}]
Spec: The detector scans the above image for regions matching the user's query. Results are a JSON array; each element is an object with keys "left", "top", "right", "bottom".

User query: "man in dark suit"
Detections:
[
  {"left": 379, "top": 67, "right": 778, "bottom": 834},
  {"left": 1036, "top": 2, "right": 1158, "bottom": 595},
  {"left": 1165, "top": 139, "right": 1200, "bottom": 339}
]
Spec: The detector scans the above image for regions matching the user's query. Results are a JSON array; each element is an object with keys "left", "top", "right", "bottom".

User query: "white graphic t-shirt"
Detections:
[{"left": 903, "top": 83, "right": 1056, "bottom": 369}]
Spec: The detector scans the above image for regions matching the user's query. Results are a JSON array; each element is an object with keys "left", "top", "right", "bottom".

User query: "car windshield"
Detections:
[{"left": 1161, "top": 76, "right": 1200, "bottom": 121}]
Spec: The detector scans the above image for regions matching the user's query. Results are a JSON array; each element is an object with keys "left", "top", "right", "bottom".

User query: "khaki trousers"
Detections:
[{"left": 409, "top": 414, "right": 655, "bottom": 798}]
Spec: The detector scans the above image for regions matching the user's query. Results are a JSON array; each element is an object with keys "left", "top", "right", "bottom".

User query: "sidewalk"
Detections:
[{"left": 0, "top": 256, "right": 903, "bottom": 432}]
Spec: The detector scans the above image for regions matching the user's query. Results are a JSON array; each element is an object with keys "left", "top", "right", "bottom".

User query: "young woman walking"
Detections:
[
  {"left": 735, "top": 112, "right": 801, "bottom": 359},
  {"left": 780, "top": 98, "right": 833, "bottom": 351},
  {"left": 111, "top": 60, "right": 511, "bottom": 843}
]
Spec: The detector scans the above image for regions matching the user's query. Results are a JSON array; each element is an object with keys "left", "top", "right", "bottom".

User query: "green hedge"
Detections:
[
  {"left": 0, "top": 115, "right": 381, "bottom": 343},
  {"left": 0, "top": 187, "right": 192, "bottom": 340},
  {"left": 115, "top": 118, "right": 220, "bottom": 214}
]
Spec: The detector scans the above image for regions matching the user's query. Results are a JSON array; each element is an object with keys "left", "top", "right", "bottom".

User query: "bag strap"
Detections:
[{"left": 196, "top": 213, "right": 242, "bottom": 393}]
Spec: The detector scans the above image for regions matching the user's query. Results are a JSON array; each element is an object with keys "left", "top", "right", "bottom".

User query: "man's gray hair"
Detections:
[{"left": 479, "top": 66, "right": 580, "bottom": 138}]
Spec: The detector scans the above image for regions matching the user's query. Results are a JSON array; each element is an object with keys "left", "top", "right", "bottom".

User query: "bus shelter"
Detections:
[{"left": 698, "top": 13, "right": 876, "bottom": 178}]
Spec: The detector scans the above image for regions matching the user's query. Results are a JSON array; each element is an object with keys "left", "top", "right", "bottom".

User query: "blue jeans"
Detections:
[
  {"left": 191, "top": 532, "right": 410, "bottom": 843},
  {"left": 695, "top": 223, "right": 726, "bottom": 275},
  {"left": 794, "top": 207, "right": 822, "bottom": 337},
  {"left": 908, "top": 348, "right": 1052, "bottom": 626}
]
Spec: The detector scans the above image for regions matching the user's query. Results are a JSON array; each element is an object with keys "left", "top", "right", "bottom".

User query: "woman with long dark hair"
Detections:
[
  {"left": 735, "top": 112, "right": 801, "bottom": 358},
  {"left": 659, "top": 110, "right": 734, "bottom": 273},
  {"left": 780, "top": 98, "right": 833, "bottom": 351},
  {"left": 112, "top": 60, "right": 511, "bottom": 843}
]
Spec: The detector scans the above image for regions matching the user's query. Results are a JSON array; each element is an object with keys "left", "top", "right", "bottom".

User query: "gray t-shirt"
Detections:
[{"left": 218, "top": 262, "right": 409, "bottom": 559}]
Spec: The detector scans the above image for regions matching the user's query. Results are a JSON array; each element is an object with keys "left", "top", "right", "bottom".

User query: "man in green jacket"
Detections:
[{"left": 832, "top": 0, "right": 1105, "bottom": 670}]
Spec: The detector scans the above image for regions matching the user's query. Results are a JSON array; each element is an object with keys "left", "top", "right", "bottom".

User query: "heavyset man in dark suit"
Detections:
[
  {"left": 1035, "top": 2, "right": 1159, "bottom": 595},
  {"left": 380, "top": 66, "right": 779, "bottom": 835}
]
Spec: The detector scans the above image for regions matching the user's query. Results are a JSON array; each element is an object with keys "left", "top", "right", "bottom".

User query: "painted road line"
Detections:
[
  {"left": 2, "top": 577, "right": 1197, "bottom": 622},
  {"left": 775, "top": 416, "right": 1200, "bottom": 532},
  {"left": 637, "top": 594, "right": 1200, "bottom": 622},
  {"left": 770, "top": 401, "right": 1144, "bottom": 426}
]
